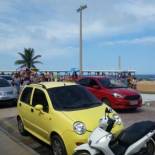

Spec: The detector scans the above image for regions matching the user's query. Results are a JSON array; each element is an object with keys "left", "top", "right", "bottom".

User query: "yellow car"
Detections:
[{"left": 17, "top": 82, "right": 124, "bottom": 155}]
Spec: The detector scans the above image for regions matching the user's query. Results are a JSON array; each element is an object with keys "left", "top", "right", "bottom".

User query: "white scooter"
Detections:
[{"left": 74, "top": 108, "right": 155, "bottom": 155}]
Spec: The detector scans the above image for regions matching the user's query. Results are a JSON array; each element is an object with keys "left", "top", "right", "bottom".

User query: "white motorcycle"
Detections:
[{"left": 74, "top": 108, "right": 155, "bottom": 155}]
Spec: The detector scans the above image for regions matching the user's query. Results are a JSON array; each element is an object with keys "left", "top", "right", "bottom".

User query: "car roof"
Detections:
[
  {"left": 29, "top": 82, "right": 77, "bottom": 89},
  {"left": 0, "top": 75, "right": 11, "bottom": 76}
]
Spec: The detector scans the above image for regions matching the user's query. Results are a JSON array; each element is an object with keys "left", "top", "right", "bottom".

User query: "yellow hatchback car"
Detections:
[{"left": 17, "top": 82, "right": 124, "bottom": 155}]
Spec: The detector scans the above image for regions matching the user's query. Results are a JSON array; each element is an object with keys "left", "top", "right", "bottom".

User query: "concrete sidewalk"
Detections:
[
  {"left": 141, "top": 93, "right": 155, "bottom": 104},
  {"left": 0, "top": 128, "right": 38, "bottom": 155}
]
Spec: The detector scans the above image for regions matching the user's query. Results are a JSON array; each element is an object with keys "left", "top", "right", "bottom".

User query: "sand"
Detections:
[{"left": 137, "top": 81, "right": 155, "bottom": 94}]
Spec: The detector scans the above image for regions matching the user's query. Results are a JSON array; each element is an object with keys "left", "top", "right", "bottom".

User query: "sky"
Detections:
[{"left": 0, "top": 0, "right": 155, "bottom": 74}]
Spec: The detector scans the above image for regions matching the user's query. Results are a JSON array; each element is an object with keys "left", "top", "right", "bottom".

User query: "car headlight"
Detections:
[
  {"left": 112, "top": 114, "right": 122, "bottom": 125},
  {"left": 73, "top": 121, "right": 86, "bottom": 135},
  {"left": 113, "top": 93, "right": 124, "bottom": 98}
]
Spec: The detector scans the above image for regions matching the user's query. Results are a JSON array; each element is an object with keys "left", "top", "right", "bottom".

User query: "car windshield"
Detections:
[
  {"left": 48, "top": 85, "right": 102, "bottom": 111},
  {"left": 99, "top": 78, "right": 127, "bottom": 89},
  {"left": 0, "top": 79, "right": 11, "bottom": 87}
]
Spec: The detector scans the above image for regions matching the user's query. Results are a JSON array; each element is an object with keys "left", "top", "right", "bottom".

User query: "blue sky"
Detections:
[{"left": 0, "top": 0, "right": 155, "bottom": 74}]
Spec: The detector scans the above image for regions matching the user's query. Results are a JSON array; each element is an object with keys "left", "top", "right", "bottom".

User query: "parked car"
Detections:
[
  {"left": 0, "top": 75, "right": 13, "bottom": 84},
  {"left": 77, "top": 77, "right": 142, "bottom": 110},
  {"left": 17, "top": 82, "right": 124, "bottom": 155},
  {"left": 0, "top": 78, "right": 17, "bottom": 105}
]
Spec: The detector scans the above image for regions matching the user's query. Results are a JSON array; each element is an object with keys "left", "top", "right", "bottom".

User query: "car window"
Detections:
[
  {"left": 78, "top": 78, "right": 90, "bottom": 86},
  {"left": 20, "top": 87, "right": 33, "bottom": 104},
  {"left": 32, "top": 89, "right": 49, "bottom": 113},
  {"left": 89, "top": 79, "right": 98, "bottom": 87},
  {"left": 48, "top": 85, "right": 102, "bottom": 111}
]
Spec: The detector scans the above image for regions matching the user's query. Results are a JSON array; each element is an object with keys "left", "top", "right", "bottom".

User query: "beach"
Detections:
[{"left": 137, "top": 80, "right": 155, "bottom": 94}]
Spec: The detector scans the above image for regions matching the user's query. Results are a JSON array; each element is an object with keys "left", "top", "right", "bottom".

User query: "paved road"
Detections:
[
  {"left": 0, "top": 105, "right": 17, "bottom": 118},
  {"left": 0, "top": 103, "right": 155, "bottom": 155},
  {"left": 119, "top": 102, "right": 155, "bottom": 127}
]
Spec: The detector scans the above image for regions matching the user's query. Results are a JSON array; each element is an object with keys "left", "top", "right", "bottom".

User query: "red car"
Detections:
[{"left": 77, "top": 77, "right": 142, "bottom": 110}]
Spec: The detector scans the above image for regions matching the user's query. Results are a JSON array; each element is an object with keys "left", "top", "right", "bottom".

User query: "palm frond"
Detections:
[
  {"left": 32, "top": 55, "right": 42, "bottom": 61},
  {"left": 15, "top": 60, "right": 25, "bottom": 65},
  {"left": 33, "top": 60, "right": 42, "bottom": 64},
  {"left": 18, "top": 52, "right": 27, "bottom": 61}
]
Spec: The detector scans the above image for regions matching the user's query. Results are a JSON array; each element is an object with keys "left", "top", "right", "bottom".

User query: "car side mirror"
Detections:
[{"left": 35, "top": 104, "right": 43, "bottom": 111}]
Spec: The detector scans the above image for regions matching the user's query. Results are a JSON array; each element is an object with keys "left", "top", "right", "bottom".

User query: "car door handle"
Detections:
[{"left": 31, "top": 108, "right": 34, "bottom": 112}]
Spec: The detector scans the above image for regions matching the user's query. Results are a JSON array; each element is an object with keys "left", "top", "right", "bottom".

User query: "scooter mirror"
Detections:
[
  {"left": 105, "top": 107, "right": 112, "bottom": 114},
  {"left": 105, "top": 107, "right": 112, "bottom": 119}
]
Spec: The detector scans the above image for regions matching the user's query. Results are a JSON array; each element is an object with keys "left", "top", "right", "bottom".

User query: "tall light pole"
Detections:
[
  {"left": 118, "top": 56, "right": 121, "bottom": 70},
  {"left": 77, "top": 5, "right": 87, "bottom": 76}
]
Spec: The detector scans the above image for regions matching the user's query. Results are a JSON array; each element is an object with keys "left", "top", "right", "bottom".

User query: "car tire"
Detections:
[
  {"left": 102, "top": 98, "right": 111, "bottom": 107},
  {"left": 17, "top": 117, "right": 27, "bottom": 136},
  {"left": 9, "top": 99, "right": 17, "bottom": 107},
  {"left": 51, "top": 135, "right": 67, "bottom": 155}
]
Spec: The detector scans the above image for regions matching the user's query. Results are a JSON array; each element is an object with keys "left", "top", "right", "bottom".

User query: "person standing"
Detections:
[{"left": 12, "top": 73, "right": 21, "bottom": 94}]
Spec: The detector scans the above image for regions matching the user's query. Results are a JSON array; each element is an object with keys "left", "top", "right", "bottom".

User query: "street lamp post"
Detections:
[{"left": 77, "top": 5, "right": 87, "bottom": 76}]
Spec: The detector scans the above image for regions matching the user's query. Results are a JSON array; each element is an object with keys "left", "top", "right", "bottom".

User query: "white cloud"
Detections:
[
  {"left": 103, "top": 36, "right": 155, "bottom": 46},
  {"left": 119, "top": 1, "right": 155, "bottom": 21},
  {"left": 41, "top": 46, "right": 78, "bottom": 58},
  {"left": 0, "top": 1, "right": 13, "bottom": 13},
  {"left": 0, "top": 36, "right": 31, "bottom": 52}
]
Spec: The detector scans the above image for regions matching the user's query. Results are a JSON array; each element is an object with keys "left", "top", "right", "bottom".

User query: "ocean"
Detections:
[{"left": 136, "top": 74, "right": 155, "bottom": 81}]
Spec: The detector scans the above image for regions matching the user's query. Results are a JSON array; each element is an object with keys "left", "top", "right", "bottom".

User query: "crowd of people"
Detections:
[
  {"left": 114, "top": 72, "right": 137, "bottom": 89},
  {"left": 10, "top": 69, "right": 80, "bottom": 93},
  {"left": 11, "top": 69, "right": 54, "bottom": 93},
  {"left": 1, "top": 69, "right": 137, "bottom": 94}
]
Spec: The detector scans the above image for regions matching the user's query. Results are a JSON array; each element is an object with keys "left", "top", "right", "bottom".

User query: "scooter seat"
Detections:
[{"left": 118, "top": 121, "right": 155, "bottom": 146}]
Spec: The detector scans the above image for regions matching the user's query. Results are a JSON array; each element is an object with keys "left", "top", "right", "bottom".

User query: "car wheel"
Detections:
[
  {"left": 51, "top": 135, "right": 67, "bottom": 155},
  {"left": 102, "top": 98, "right": 111, "bottom": 107},
  {"left": 17, "top": 117, "right": 27, "bottom": 136},
  {"left": 9, "top": 99, "right": 17, "bottom": 107}
]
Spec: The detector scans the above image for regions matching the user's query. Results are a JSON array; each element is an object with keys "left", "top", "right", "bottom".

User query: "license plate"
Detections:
[{"left": 130, "top": 100, "right": 138, "bottom": 105}]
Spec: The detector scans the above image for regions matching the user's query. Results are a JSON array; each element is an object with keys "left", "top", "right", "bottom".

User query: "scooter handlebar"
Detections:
[{"left": 106, "top": 117, "right": 116, "bottom": 132}]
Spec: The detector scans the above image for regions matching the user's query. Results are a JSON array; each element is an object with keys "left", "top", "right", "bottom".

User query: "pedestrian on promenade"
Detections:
[{"left": 12, "top": 73, "right": 21, "bottom": 94}]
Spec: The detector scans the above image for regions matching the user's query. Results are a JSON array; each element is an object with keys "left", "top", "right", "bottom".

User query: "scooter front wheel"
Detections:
[{"left": 146, "top": 139, "right": 155, "bottom": 155}]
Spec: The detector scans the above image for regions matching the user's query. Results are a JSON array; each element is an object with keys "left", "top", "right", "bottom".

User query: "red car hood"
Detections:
[{"left": 111, "top": 88, "right": 139, "bottom": 96}]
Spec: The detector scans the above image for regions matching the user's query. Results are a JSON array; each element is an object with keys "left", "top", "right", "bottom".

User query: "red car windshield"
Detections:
[{"left": 99, "top": 78, "right": 127, "bottom": 89}]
